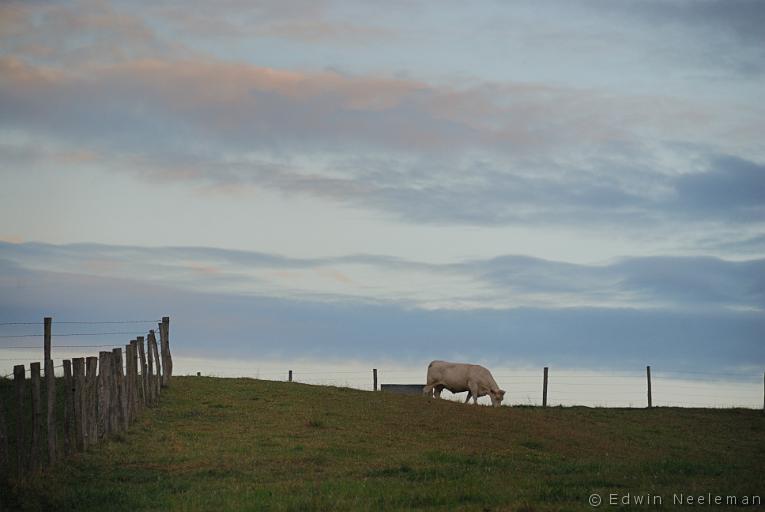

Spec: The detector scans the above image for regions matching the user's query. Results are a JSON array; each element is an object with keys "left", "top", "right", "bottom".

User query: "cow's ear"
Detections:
[{"left": 498, "top": 389, "right": 506, "bottom": 397}]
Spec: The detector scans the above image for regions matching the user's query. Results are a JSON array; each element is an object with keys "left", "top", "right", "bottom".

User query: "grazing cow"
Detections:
[{"left": 423, "top": 360, "right": 506, "bottom": 407}]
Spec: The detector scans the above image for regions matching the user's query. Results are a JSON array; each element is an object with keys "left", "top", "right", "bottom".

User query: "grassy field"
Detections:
[{"left": 2, "top": 376, "right": 763, "bottom": 511}]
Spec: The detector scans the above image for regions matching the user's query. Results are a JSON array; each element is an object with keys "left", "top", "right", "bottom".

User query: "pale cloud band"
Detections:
[{"left": 2, "top": 241, "right": 763, "bottom": 312}]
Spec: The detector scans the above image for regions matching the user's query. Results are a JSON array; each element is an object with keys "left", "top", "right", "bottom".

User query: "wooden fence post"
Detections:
[
  {"left": 45, "top": 359, "right": 57, "bottom": 464},
  {"left": 159, "top": 317, "right": 172, "bottom": 387},
  {"left": 111, "top": 348, "right": 127, "bottom": 433},
  {"left": 118, "top": 348, "right": 128, "bottom": 430},
  {"left": 543, "top": 367, "right": 549, "bottom": 407},
  {"left": 98, "top": 352, "right": 111, "bottom": 438},
  {"left": 63, "top": 360, "right": 73, "bottom": 453},
  {"left": 43, "top": 317, "right": 51, "bottom": 364},
  {"left": 137, "top": 336, "right": 148, "bottom": 408},
  {"left": 125, "top": 342, "right": 134, "bottom": 424},
  {"left": 129, "top": 340, "right": 140, "bottom": 418},
  {"left": 147, "top": 331, "right": 156, "bottom": 406},
  {"left": 646, "top": 365, "right": 652, "bottom": 408},
  {"left": 30, "top": 362, "right": 42, "bottom": 472},
  {"left": 373, "top": 369, "right": 378, "bottom": 391},
  {"left": 149, "top": 332, "right": 161, "bottom": 401},
  {"left": 0, "top": 392, "right": 7, "bottom": 481},
  {"left": 86, "top": 356, "right": 99, "bottom": 445},
  {"left": 14, "top": 365, "right": 26, "bottom": 476},
  {"left": 72, "top": 358, "right": 86, "bottom": 450},
  {"left": 289, "top": 370, "right": 293, "bottom": 382}
]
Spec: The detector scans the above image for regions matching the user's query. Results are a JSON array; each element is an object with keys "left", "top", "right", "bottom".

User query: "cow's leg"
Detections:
[
  {"left": 434, "top": 384, "right": 444, "bottom": 399},
  {"left": 464, "top": 392, "right": 472, "bottom": 403},
  {"left": 469, "top": 383, "right": 480, "bottom": 405}
]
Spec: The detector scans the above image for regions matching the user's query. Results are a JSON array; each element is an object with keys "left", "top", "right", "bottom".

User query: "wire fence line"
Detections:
[
  {"left": 0, "top": 319, "right": 160, "bottom": 326},
  {"left": 178, "top": 362, "right": 763, "bottom": 410},
  {"left": 1, "top": 318, "right": 762, "bottom": 409},
  {"left": 0, "top": 316, "right": 173, "bottom": 480}
]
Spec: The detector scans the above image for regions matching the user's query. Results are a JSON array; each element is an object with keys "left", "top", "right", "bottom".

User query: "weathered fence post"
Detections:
[
  {"left": 373, "top": 369, "right": 378, "bottom": 391},
  {"left": 45, "top": 359, "right": 57, "bottom": 464},
  {"left": 289, "top": 370, "right": 293, "bottom": 382},
  {"left": 543, "top": 367, "right": 549, "bottom": 407},
  {"left": 146, "top": 331, "right": 156, "bottom": 406},
  {"left": 72, "top": 358, "right": 86, "bottom": 450},
  {"left": 0, "top": 393, "right": 7, "bottom": 481},
  {"left": 113, "top": 348, "right": 128, "bottom": 431},
  {"left": 111, "top": 348, "right": 126, "bottom": 432},
  {"left": 125, "top": 342, "right": 134, "bottom": 424},
  {"left": 150, "top": 332, "right": 161, "bottom": 401},
  {"left": 137, "top": 336, "right": 148, "bottom": 407},
  {"left": 63, "top": 360, "right": 73, "bottom": 453},
  {"left": 98, "top": 352, "right": 111, "bottom": 438},
  {"left": 14, "top": 365, "right": 26, "bottom": 476},
  {"left": 129, "top": 340, "right": 139, "bottom": 418},
  {"left": 159, "top": 317, "right": 172, "bottom": 387},
  {"left": 86, "top": 356, "right": 99, "bottom": 445},
  {"left": 30, "top": 362, "right": 42, "bottom": 472},
  {"left": 646, "top": 365, "right": 652, "bottom": 408},
  {"left": 43, "top": 316, "right": 51, "bottom": 363}
]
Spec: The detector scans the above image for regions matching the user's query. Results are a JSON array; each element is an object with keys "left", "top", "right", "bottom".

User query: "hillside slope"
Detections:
[{"left": 4, "top": 376, "right": 763, "bottom": 511}]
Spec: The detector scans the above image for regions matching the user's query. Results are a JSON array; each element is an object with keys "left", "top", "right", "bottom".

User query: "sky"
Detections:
[{"left": 0, "top": 1, "right": 763, "bottom": 396}]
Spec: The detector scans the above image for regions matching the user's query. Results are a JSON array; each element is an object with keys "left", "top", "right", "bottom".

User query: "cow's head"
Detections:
[{"left": 489, "top": 388, "right": 506, "bottom": 407}]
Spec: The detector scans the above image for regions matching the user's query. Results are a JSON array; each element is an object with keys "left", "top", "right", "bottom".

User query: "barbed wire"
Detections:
[
  {"left": 0, "top": 319, "right": 160, "bottom": 325},
  {"left": 0, "top": 331, "right": 149, "bottom": 338},
  {"left": 1, "top": 344, "right": 125, "bottom": 349}
]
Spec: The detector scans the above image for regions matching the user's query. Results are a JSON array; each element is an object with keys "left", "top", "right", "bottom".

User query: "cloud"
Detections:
[
  {"left": 1, "top": 255, "right": 762, "bottom": 372},
  {"left": 568, "top": 0, "right": 765, "bottom": 75},
  {"left": 2, "top": 1, "right": 764, "bottom": 238},
  {"left": 610, "top": 0, "right": 765, "bottom": 45},
  {"left": 672, "top": 156, "right": 765, "bottom": 220},
  {"left": 2, "top": 241, "right": 763, "bottom": 313}
]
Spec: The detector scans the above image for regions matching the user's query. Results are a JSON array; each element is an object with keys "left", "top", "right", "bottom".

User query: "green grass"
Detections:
[{"left": 2, "top": 376, "right": 763, "bottom": 511}]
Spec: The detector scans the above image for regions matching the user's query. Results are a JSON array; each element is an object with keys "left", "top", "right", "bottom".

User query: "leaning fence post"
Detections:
[
  {"left": 30, "top": 362, "right": 42, "bottom": 472},
  {"left": 72, "top": 358, "right": 86, "bottom": 451},
  {"left": 63, "top": 360, "right": 73, "bottom": 453},
  {"left": 373, "top": 369, "right": 378, "bottom": 391},
  {"left": 45, "top": 359, "right": 57, "bottom": 464},
  {"left": 543, "top": 367, "right": 549, "bottom": 407},
  {"left": 14, "top": 365, "right": 26, "bottom": 476},
  {"left": 646, "top": 365, "right": 652, "bottom": 408}
]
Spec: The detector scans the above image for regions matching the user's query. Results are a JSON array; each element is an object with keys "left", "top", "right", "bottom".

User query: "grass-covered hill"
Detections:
[{"left": 3, "top": 376, "right": 763, "bottom": 511}]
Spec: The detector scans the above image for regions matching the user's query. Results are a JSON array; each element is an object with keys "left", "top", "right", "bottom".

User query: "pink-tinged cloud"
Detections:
[{"left": 1, "top": 53, "right": 723, "bottom": 162}]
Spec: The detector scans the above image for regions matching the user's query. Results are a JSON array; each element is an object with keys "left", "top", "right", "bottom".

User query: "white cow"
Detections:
[{"left": 423, "top": 360, "right": 506, "bottom": 407}]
